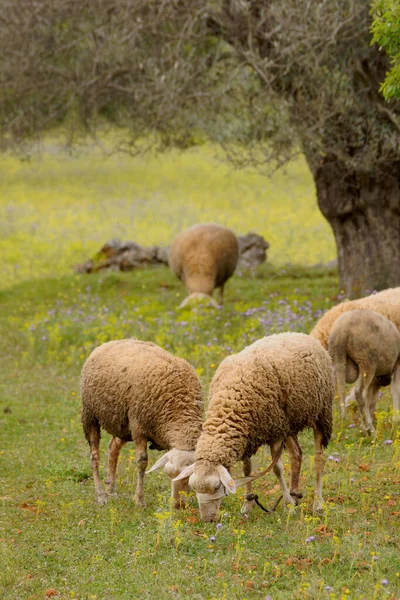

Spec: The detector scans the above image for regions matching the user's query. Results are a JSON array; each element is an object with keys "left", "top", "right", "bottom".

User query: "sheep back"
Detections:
[
  {"left": 310, "top": 287, "right": 400, "bottom": 349},
  {"left": 328, "top": 309, "right": 400, "bottom": 376},
  {"left": 81, "top": 339, "right": 204, "bottom": 451},
  {"left": 168, "top": 224, "right": 239, "bottom": 295},
  {"left": 196, "top": 333, "right": 334, "bottom": 468}
]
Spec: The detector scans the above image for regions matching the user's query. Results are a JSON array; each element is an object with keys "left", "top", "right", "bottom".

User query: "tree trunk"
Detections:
[{"left": 313, "top": 159, "right": 400, "bottom": 297}]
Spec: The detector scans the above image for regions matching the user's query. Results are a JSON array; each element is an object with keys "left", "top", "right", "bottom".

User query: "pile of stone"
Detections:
[{"left": 75, "top": 232, "right": 269, "bottom": 274}]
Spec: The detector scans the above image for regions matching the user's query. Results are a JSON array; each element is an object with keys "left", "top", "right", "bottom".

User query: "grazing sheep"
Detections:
[
  {"left": 172, "top": 333, "right": 334, "bottom": 521},
  {"left": 81, "top": 339, "right": 204, "bottom": 508},
  {"left": 169, "top": 223, "right": 239, "bottom": 308},
  {"left": 310, "top": 287, "right": 400, "bottom": 419},
  {"left": 328, "top": 310, "right": 400, "bottom": 435}
]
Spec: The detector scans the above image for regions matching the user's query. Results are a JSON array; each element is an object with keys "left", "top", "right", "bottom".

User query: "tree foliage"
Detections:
[{"left": 371, "top": 0, "right": 400, "bottom": 100}]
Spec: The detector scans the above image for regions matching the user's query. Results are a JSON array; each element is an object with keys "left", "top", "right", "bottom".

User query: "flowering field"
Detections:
[
  {"left": 1, "top": 264, "right": 399, "bottom": 600},
  {"left": 0, "top": 147, "right": 399, "bottom": 599},
  {"left": 0, "top": 144, "right": 335, "bottom": 289}
]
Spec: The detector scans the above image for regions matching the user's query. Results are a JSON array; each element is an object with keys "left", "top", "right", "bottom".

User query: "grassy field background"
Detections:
[
  {"left": 0, "top": 143, "right": 335, "bottom": 289},
  {"left": 0, "top": 146, "right": 399, "bottom": 600}
]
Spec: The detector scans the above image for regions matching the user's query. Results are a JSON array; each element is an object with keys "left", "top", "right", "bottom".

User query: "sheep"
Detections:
[
  {"left": 172, "top": 333, "right": 334, "bottom": 522},
  {"left": 328, "top": 310, "right": 400, "bottom": 435},
  {"left": 310, "top": 287, "right": 400, "bottom": 420},
  {"left": 80, "top": 339, "right": 204, "bottom": 508},
  {"left": 310, "top": 287, "right": 400, "bottom": 349},
  {"left": 168, "top": 223, "right": 239, "bottom": 308}
]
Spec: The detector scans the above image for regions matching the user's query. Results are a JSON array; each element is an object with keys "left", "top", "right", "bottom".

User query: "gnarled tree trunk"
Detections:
[{"left": 313, "top": 159, "right": 400, "bottom": 297}]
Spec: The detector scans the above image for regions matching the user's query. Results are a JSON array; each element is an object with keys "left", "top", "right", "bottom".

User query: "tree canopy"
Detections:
[
  {"left": 371, "top": 0, "right": 400, "bottom": 100},
  {"left": 1, "top": 0, "right": 400, "bottom": 294}
]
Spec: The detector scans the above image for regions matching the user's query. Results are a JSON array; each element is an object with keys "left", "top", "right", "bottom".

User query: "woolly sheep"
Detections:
[
  {"left": 81, "top": 339, "right": 204, "bottom": 508},
  {"left": 328, "top": 310, "right": 400, "bottom": 435},
  {"left": 310, "top": 287, "right": 400, "bottom": 419},
  {"left": 168, "top": 223, "right": 239, "bottom": 308},
  {"left": 173, "top": 333, "right": 334, "bottom": 522}
]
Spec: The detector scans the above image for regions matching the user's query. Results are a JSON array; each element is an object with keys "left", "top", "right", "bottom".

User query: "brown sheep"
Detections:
[
  {"left": 81, "top": 339, "right": 204, "bottom": 508},
  {"left": 328, "top": 310, "right": 400, "bottom": 434},
  {"left": 172, "top": 333, "right": 334, "bottom": 521},
  {"left": 168, "top": 223, "right": 239, "bottom": 308},
  {"left": 310, "top": 287, "right": 400, "bottom": 421}
]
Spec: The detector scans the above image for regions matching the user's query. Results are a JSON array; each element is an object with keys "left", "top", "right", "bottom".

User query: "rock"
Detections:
[
  {"left": 237, "top": 232, "right": 269, "bottom": 269},
  {"left": 74, "top": 232, "right": 269, "bottom": 274}
]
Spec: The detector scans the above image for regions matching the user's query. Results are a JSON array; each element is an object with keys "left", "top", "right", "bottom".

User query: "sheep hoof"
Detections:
[
  {"left": 392, "top": 412, "right": 400, "bottom": 423},
  {"left": 241, "top": 498, "right": 256, "bottom": 514},
  {"left": 313, "top": 499, "right": 324, "bottom": 514},
  {"left": 96, "top": 492, "right": 107, "bottom": 506},
  {"left": 134, "top": 496, "right": 146, "bottom": 508},
  {"left": 365, "top": 426, "right": 376, "bottom": 438}
]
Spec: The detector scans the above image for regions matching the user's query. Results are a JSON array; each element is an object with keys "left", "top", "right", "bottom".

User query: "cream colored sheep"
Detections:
[
  {"left": 310, "top": 287, "right": 400, "bottom": 419},
  {"left": 328, "top": 310, "right": 400, "bottom": 434},
  {"left": 172, "top": 333, "right": 334, "bottom": 522},
  {"left": 168, "top": 224, "right": 239, "bottom": 308},
  {"left": 81, "top": 339, "right": 204, "bottom": 508}
]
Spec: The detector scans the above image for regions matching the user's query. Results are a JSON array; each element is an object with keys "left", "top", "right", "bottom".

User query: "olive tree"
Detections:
[
  {"left": 371, "top": 0, "right": 400, "bottom": 100},
  {"left": 1, "top": 0, "right": 399, "bottom": 295}
]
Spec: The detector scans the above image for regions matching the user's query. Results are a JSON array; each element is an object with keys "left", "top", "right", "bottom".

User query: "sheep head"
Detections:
[
  {"left": 146, "top": 448, "right": 195, "bottom": 508},
  {"left": 179, "top": 292, "right": 219, "bottom": 310},
  {"left": 173, "top": 461, "right": 238, "bottom": 522}
]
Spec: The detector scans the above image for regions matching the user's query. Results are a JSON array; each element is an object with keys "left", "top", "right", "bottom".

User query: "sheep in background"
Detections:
[
  {"left": 81, "top": 339, "right": 204, "bottom": 508},
  {"left": 310, "top": 286, "right": 400, "bottom": 419},
  {"left": 310, "top": 287, "right": 400, "bottom": 348},
  {"left": 173, "top": 333, "right": 334, "bottom": 521},
  {"left": 328, "top": 310, "right": 400, "bottom": 435},
  {"left": 169, "top": 223, "right": 239, "bottom": 308}
]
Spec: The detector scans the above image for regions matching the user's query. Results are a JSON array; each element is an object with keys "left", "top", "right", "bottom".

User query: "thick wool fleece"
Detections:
[
  {"left": 195, "top": 333, "right": 334, "bottom": 469},
  {"left": 310, "top": 287, "right": 400, "bottom": 349},
  {"left": 328, "top": 309, "right": 400, "bottom": 379},
  {"left": 81, "top": 339, "right": 204, "bottom": 451},
  {"left": 168, "top": 224, "right": 239, "bottom": 296}
]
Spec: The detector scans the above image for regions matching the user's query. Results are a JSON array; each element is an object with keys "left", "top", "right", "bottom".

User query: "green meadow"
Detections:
[{"left": 0, "top": 146, "right": 399, "bottom": 600}]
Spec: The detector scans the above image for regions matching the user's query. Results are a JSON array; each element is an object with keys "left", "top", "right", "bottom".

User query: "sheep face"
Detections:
[
  {"left": 174, "top": 461, "right": 237, "bottom": 521},
  {"left": 146, "top": 449, "right": 195, "bottom": 509}
]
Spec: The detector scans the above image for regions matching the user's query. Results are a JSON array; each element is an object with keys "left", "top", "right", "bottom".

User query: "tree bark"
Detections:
[{"left": 313, "top": 159, "right": 400, "bottom": 297}]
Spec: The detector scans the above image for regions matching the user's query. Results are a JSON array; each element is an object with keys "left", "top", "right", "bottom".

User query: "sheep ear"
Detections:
[
  {"left": 172, "top": 463, "right": 195, "bottom": 481},
  {"left": 217, "top": 465, "right": 236, "bottom": 494},
  {"left": 233, "top": 475, "right": 254, "bottom": 488},
  {"left": 146, "top": 450, "right": 174, "bottom": 474}
]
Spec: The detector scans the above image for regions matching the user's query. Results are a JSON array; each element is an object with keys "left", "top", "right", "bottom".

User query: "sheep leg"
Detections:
[
  {"left": 355, "top": 370, "right": 376, "bottom": 436},
  {"left": 285, "top": 435, "right": 303, "bottom": 503},
  {"left": 241, "top": 457, "right": 256, "bottom": 514},
  {"left": 134, "top": 435, "right": 148, "bottom": 507},
  {"left": 391, "top": 361, "right": 400, "bottom": 422},
  {"left": 367, "top": 383, "right": 381, "bottom": 424},
  {"left": 334, "top": 363, "right": 347, "bottom": 419},
  {"left": 271, "top": 441, "right": 295, "bottom": 507},
  {"left": 218, "top": 285, "right": 224, "bottom": 306},
  {"left": 87, "top": 423, "right": 107, "bottom": 505},
  {"left": 312, "top": 429, "right": 325, "bottom": 513},
  {"left": 345, "top": 386, "right": 356, "bottom": 407},
  {"left": 106, "top": 437, "right": 126, "bottom": 496}
]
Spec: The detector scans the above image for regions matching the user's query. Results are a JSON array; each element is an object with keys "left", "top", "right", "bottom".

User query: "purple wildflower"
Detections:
[
  {"left": 348, "top": 423, "right": 355, "bottom": 428},
  {"left": 216, "top": 523, "right": 222, "bottom": 530},
  {"left": 381, "top": 578, "right": 388, "bottom": 586},
  {"left": 209, "top": 536, "right": 216, "bottom": 542},
  {"left": 324, "top": 585, "right": 333, "bottom": 591},
  {"left": 306, "top": 536, "right": 315, "bottom": 543},
  {"left": 384, "top": 440, "right": 393, "bottom": 445}
]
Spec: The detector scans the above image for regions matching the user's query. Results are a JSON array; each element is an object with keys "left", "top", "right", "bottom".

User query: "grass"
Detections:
[
  {"left": 0, "top": 143, "right": 335, "bottom": 289},
  {"left": 0, "top": 145, "right": 399, "bottom": 599}
]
